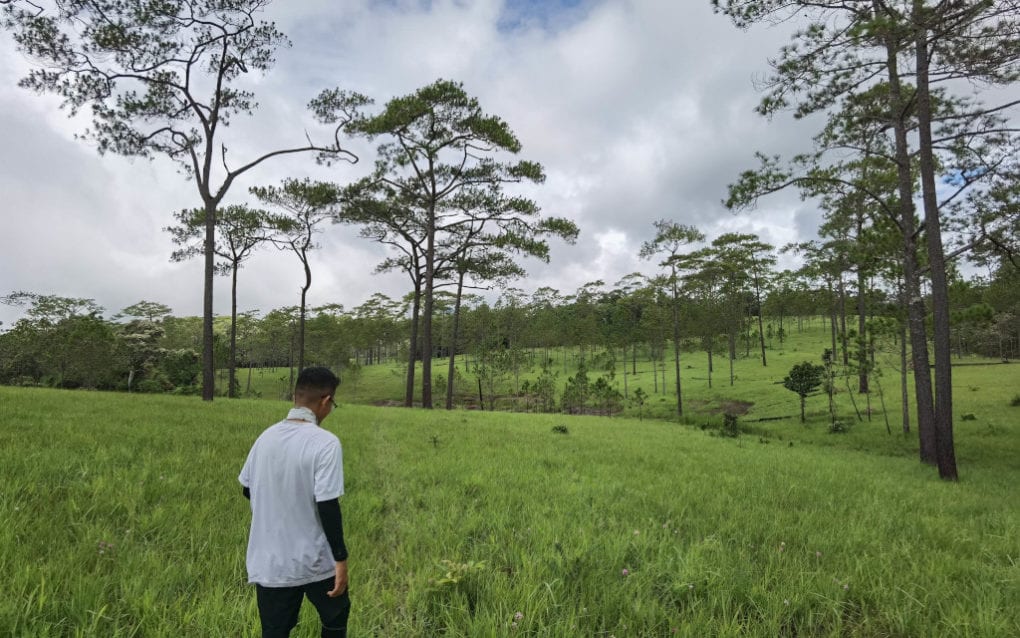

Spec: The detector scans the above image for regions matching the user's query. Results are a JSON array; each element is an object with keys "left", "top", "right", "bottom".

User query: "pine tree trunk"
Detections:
[
  {"left": 445, "top": 270, "right": 466, "bottom": 410},
  {"left": 884, "top": 30, "right": 936, "bottom": 462},
  {"left": 857, "top": 265, "right": 869, "bottom": 394},
  {"left": 405, "top": 284, "right": 421, "bottom": 408},
  {"left": 671, "top": 275, "right": 683, "bottom": 417},
  {"left": 228, "top": 262, "right": 239, "bottom": 398},
  {"left": 298, "top": 249, "right": 311, "bottom": 374},
  {"left": 201, "top": 200, "right": 217, "bottom": 401},
  {"left": 914, "top": 13, "right": 957, "bottom": 479},
  {"left": 838, "top": 275, "right": 849, "bottom": 367}
]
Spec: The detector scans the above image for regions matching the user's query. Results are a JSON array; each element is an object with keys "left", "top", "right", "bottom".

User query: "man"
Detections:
[{"left": 239, "top": 366, "right": 350, "bottom": 638}]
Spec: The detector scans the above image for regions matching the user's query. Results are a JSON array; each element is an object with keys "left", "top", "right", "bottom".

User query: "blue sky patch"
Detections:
[{"left": 498, "top": 0, "right": 594, "bottom": 34}]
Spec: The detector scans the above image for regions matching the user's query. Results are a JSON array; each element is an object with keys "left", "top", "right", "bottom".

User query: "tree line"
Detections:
[{"left": 2, "top": 239, "right": 1015, "bottom": 401}]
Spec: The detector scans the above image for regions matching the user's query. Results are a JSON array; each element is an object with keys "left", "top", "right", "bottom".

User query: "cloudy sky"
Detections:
[{"left": 0, "top": 0, "right": 819, "bottom": 327}]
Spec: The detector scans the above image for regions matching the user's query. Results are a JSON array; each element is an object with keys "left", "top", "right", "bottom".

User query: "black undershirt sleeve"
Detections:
[
  {"left": 316, "top": 498, "right": 349, "bottom": 562},
  {"left": 242, "top": 486, "right": 250, "bottom": 500}
]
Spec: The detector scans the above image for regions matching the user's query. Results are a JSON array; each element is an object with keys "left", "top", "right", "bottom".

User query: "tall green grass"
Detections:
[{"left": 1, "top": 386, "right": 1018, "bottom": 636}]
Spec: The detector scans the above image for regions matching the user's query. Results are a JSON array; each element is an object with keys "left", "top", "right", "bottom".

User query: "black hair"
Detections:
[{"left": 294, "top": 366, "right": 340, "bottom": 402}]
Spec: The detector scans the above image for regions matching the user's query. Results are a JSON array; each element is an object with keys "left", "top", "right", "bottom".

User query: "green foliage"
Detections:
[
  {"left": 530, "top": 359, "right": 559, "bottom": 413},
  {"left": 591, "top": 374, "right": 623, "bottom": 416},
  {"left": 1011, "top": 394, "right": 1020, "bottom": 407},
  {"left": 783, "top": 361, "right": 826, "bottom": 423},
  {"left": 783, "top": 362, "right": 826, "bottom": 397},
  {"left": 828, "top": 419, "right": 850, "bottom": 434},
  {"left": 630, "top": 386, "right": 648, "bottom": 421},
  {"left": 431, "top": 559, "right": 487, "bottom": 587},
  {"left": 158, "top": 349, "right": 200, "bottom": 388},
  {"left": 560, "top": 362, "right": 590, "bottom": 414},
  {"left": 721, "top": 412, "right": 740, "bottom": 438},
  {"left": 551, "top": 424, "right": 569, "bottom": 435}
]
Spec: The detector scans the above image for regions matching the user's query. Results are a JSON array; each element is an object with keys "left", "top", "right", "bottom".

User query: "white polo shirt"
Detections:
[{"left": 239, "top": 407, "right": 344, "bottom": 587}]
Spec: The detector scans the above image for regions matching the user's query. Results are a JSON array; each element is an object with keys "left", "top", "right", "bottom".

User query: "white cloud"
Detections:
[{"left": 0, "top": 0, "right": 824, "bottom": 327}]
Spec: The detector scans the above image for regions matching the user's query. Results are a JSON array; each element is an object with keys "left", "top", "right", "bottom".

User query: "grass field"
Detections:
[{"left": 2, "top": 366, "right": 1019, "bottom": 635}]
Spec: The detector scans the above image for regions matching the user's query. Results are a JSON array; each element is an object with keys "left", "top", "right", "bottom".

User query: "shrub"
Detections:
[
  {"left": 829, "top": 420, "right": 850, "bottom": 434},
  {"left": 1010, "top": 394, "right": 1020, "bottom": 407},
  {"left": 552, "top": 424, "right": 569, "bottom": 435},
  {"left": 783, "top": 362, "right": 825, "bottom": 423},
  {"left": 721, "top": 413, "right": 740, "bottom": 438}
]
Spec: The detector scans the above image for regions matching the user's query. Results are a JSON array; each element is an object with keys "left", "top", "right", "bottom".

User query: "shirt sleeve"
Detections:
[
  {"left": 239, "top": 443, "right": 256, "bottom": 488},
  {"left": 313, "top": 437, "right": 344, "bottom": 502},
  {"left": 315, "top": 498, "right": 348, "bottom": 561}
]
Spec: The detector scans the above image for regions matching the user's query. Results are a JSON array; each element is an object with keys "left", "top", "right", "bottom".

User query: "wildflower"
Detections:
[
  {"left": 784, "top": 599, "right": 790, "bottom": 606},
  {"left": 688, "top": 584, "right": 694, "bottom": 589},
  {"left": 621, "top": 568, "right": 630, "bottom": 577},
  {"left": 633, "top": 529, "right": 640, "bottom": 535},
  {"left": 514, "top": 611, "right": 523, "bottom": 621},
  {"left": 511, "top": 622, "right": 518, "bottom": 630},
  {"left": 815, "top": 551, "right": 822, "bottom": 558},
  {"left": 843, "top": 583, "right": 850, "bottom": 591}
]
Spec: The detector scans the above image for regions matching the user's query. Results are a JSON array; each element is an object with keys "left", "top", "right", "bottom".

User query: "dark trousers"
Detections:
[{"left": 255, "top": 576, "right": 350, "bottom": 638}]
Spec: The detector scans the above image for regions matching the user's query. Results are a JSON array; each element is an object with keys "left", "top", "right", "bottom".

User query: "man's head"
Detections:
[{"left": 293, "top": 366, "right": 341, "bottom": 423}]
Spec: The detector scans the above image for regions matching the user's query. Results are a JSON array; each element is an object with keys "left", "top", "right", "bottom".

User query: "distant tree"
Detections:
[
  {"left": 640, "top": 220, "right": 704, "bottom": 418},
  {"left": 630, "top": 386, "right": 648, "bottom": 421},
  {"left": 115, "top": 303, "right": 169, "bottom": 391},
  {"left": 2, "top": 0, "right": 362, "bottom": 400},
  {"left": 783, "top": 361, "right": 825, "bottom": 424},
  {"left": 166, "top": 205, "right": 277, "bottom": 397},
  {"left": 252, "top": 179, "right": 338, "bottom": 373},
  {"left": 711, "top": 233, "right": 776, "bottom": 367},
  {"left": 0, "top": 292, "right": 117, "bottom": 388},
  {"left": 330, "top": 79, "right": 564, "bottom": 410},
  {"left": 117, "top": 301, "right": 172, "bottom": 323}
]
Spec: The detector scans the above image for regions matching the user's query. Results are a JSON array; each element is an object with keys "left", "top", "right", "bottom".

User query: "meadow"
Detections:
[{"left": 1, "top": 345, "right": 1019, "bottom": 636}]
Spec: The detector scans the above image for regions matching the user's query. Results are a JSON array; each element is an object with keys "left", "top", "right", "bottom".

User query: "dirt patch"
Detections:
[{"left": 714, "top": 400, "right": 754, "bottom": 416}]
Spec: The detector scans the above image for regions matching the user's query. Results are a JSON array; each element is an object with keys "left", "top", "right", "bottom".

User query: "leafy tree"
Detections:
[
  {"left": 783, "top": 361, "right": 826, "bottom": 424},
  {"left": 2, "top": 0, "right": 361, "bottom": 400},
  {"left": 117, "top": 301, "right": 172, "bottom": 323},
  {"left": 0, "top": 292, "right": 118, "bottom": 388},
  {"left": 115, "top": 312, "right": 167, "bottom": 392}
]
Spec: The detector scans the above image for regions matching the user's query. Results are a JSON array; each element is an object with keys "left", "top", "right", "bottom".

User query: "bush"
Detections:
[
  {"left": 551, "top": 424, "right": 569, "bottom": 435},
  {"left": 1010, "top": 394, "right": 1020, "bottom": 407},
  {"left": 829, "top": 420, "right": 850, "bottom": 434},
  {"left": 159, "top": 349, "right": 200, "bottom": 388},
  {"left": 721, "top": 413, "right": 740, "bottom": 438}
]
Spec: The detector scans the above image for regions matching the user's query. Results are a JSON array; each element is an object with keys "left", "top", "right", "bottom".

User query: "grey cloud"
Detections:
[{"left": 1, "top": 0, "right": 830, "bottom": 326}]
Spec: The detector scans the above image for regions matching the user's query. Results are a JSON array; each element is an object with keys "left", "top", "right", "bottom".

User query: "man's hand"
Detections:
[{"left": 327, "top": 560, "right": 348, "bottom": 597}]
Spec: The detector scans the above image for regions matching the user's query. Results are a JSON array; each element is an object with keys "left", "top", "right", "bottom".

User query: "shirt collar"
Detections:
[{"left": 286, "top": 406, "right": 318, "bottom": 425}]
